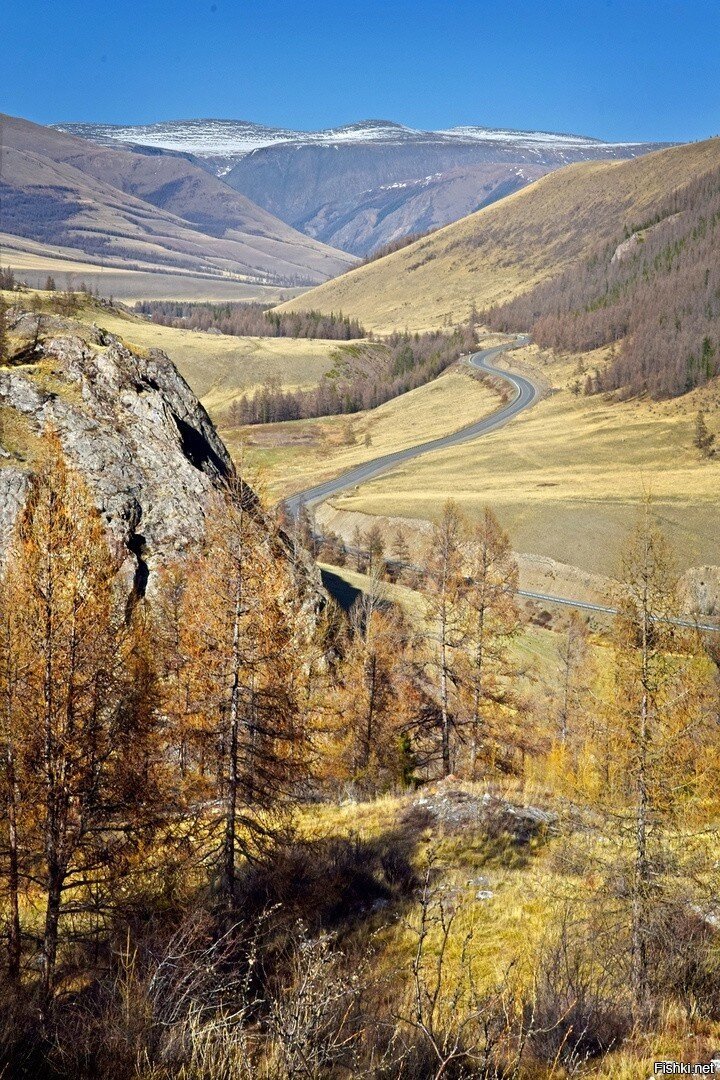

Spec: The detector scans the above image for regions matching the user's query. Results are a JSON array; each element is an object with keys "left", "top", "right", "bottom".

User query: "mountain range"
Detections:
[
  {"left": 54, "top": 118, "right": 670, "bottom": 256},
  {"left": 0, "top": 114, "right": 355, "bottom": 289}
]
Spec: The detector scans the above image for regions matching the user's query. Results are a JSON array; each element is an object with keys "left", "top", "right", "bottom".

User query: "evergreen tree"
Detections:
[{"left": 694, "top": 410, "right": 715, "bottom": 457}]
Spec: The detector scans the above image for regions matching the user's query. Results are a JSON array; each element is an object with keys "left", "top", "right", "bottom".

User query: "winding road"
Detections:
[
  {"left": 284, "top": 338, "right": 720, "bottom": 633},
  {"left": 284, "top": 336, "right": 537, "bottom": 521}
]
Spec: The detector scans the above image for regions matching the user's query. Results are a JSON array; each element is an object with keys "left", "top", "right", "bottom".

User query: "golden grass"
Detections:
[
  {"left": 294, "top": 786, "right": 720, "bottom": 1077},
  {"left": 293, "top": 786, "right": 577, "bottom": 997},
  {"left": 328, "top": 345, "right": 720, "bottom": 576},
  {"left": 278, "top": 139, "right": 720, "bottom": 333},
  {"left": 89, "top": 307, "right": 346, "bottom": 406},
  {"left": 1, "top": 234, "right": 307, "bottom": 303},
  {"left": 0, "top": 406, "right": 40, "bottom": 466},
  {"left": 223, "top": 368, "right": 502, "bottom": 499}
]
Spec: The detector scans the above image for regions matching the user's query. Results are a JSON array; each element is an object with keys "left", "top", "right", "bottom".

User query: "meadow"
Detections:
[
  {"left": 324, "top": 345, "right": 720, "bottom": 577},
  {"left": 1, "top": 233, "right": 306, "bottom": 303},
  {"left": 91, "top": 305, "right": 348, "bottom": 408},
  {"left": 225, "top": 367, "right": 502, "bottom": 499}
]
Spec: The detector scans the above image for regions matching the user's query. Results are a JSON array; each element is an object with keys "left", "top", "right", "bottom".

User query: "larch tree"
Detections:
[
  {"left": 351, "top": 524, "right": 365, "bottom": 571},
  {"left": 694, "top": 410, "right": 715, "bottom": 457},
  {"left": 176, "top": 483, "right": 308, "bottom": 914},
  {"left": 556, "top": 610, "right": 591, "bottom": 746},
  {"left": 391, "top": 526, "right": 410, "bottom": 567},
  {"left": 0, "top": 576, "right": 27, "bottom": 984},
  {"left": 557, "top": 509, "right": 720, "bottom": 1017},
  {"left": 336, "top": 572, "right": 413, "bottom": 795},
  {"left": 460, "top": 508, "right": 523, "bottom": 779},
  {"left": 3, "top": 431, "right": 166, "bottom": 1012},
  {"left": 423, "top": 501, "right": 467, "bottom": 776},
  {"left": 363, "top": 523, "right": 385, "bottom": 574}
]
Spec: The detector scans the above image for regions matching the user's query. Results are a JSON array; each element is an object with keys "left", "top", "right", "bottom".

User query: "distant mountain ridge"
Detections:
[
  {"left": 55, "top": 117, "right": 654, "bottom": 170},
  {"left": 1, "top": 113, "right": 355, "bottom": 287},
  {"left": 54, "top": 118, "right": 671, "bottom": 256}
]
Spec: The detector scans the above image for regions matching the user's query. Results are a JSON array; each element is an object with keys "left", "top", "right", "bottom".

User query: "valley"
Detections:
[
  {"left": 321, "top": 343, "right": 720, "bottom": 579},
  {"left": 2, "top": 74, "right": 720, "bottom": 1077}
]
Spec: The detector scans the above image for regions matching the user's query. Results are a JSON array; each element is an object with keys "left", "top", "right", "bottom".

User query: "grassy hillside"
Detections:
[
  {"left": 321, "top": 345, "right": 720, "bottom": 577},
  {"left": 86, "top": 305, "right": 347, "bottom": 407},
  {"left": 277, "top": 139, "right": 720, "bottom": 332},
  {"left": 0, "top": 113, "right": 354, "bottom": 288},
  {"left": 0, "top": 232, "right": 306, "bottom": 303}
]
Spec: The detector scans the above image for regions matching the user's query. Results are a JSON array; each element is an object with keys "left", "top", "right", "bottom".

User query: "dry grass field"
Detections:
[
  {"left": 84, "top": 305, "right": 347, "bottom": 409},
  {"left": 277, "top": 139, "right": 720, "bottom": 332},
  {"left": 224, "top": 367, "right": 502, "bottom": 498},
  {"left": 1, "top": 234, "right": 307, "bottom": 303},
  {"left": 322, "top": 345, "right": 720, "bottom": 577}
]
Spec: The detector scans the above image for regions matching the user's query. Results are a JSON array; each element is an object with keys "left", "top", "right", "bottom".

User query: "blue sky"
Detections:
[{"left": 2, "top": 0, "right": 719, "bottom": 142}]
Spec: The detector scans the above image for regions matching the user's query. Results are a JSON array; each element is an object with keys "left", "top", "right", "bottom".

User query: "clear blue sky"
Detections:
[{"left": 3, "top": 0, "right": 719, "bottom": 142}]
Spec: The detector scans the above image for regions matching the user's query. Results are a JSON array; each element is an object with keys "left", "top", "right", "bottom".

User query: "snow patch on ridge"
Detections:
[{"left": 54, "top": 118, "right": 653, "bottom": 162}]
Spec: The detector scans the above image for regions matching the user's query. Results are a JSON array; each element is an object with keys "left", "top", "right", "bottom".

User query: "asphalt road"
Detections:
[
  {"left": 282, "top": 339, "right": 718, "bottom": 633},
  {"left": 515, "top": 588, "right": 719, "bottom": 633},
  {"left": 284, "top": 335, "right": 537, "bottom": 522}
]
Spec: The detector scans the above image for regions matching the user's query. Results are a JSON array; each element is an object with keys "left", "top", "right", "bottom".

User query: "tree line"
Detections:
[
  {"left": 134, "top": 300, "right": 366, "bottom": 340},
  {"left": 224, "top": 322, "right": 480, "bottom": 425},
  {"left": 484, "top": 163, "right": 720, "bottom": 398},
  {"left": 1, "top": 434, "right": 719, "bottom": 1076}
]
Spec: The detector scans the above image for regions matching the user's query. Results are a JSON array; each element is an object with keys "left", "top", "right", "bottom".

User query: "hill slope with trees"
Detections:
[
  {"left": 276, "top": 138, "right": 720, "bottom": 332},
  {"left": 484, "top": 160, "right": 720, "bottom": 397}
]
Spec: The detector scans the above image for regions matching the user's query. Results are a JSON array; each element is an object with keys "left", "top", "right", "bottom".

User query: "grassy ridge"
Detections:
[{"left": 276, "top": 139, "right": 720, "bottom": 333}]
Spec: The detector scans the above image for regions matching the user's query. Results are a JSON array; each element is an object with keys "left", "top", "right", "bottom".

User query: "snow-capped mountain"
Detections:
[
  {"left": 55, "top": 117, "right": 657, "bottom": 170},
  {"left": 54, "top": 118, "right": 670, "bottom": 256}
]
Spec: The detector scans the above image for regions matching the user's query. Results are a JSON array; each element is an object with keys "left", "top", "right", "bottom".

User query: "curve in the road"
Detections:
[
  {"left": 284, "top": 341, "right": 720, "bottom": 634},
  {"left": 284, "top": 336, "right": 538, "bottom": 521}
]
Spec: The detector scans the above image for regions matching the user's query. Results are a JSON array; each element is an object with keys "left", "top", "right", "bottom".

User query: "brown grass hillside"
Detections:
[
  {"left": 278, "top": 138, "right": 720, "bottom": 332},
  {"left": 0, "top": 113, "right": 354, "bottom": 289}
]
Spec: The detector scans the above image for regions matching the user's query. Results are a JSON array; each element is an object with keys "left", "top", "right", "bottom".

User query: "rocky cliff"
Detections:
[{"left": 0, "top": 311, "right": 238, "bottom": 596}]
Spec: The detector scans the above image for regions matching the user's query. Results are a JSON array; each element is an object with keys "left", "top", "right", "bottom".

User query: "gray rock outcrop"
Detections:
[{"left": 1, "top": 314, "right": 235, "bottom": 596}]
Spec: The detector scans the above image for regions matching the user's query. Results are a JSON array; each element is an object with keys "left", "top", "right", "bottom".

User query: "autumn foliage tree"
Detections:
[
  {"left": 0, "top": 431, "right": 167, "bottom": 1012},
  {"left": 329, "top": 571, "right": 417, "bottom": 795},
  {"left": 422, "top": 502, "right": 467, "bottom": 777},
  {"left": 485, "top": 163, "right": 720, "bottom": 398},
  {"left": 171, "top": 483, "right": 309, "bottom": 913},
  {"left": 552, "top": 508, "right": 720, "bottom": 1016},
  {"left": 460, "top": 508, "right": 523, "bottom": 778}
]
